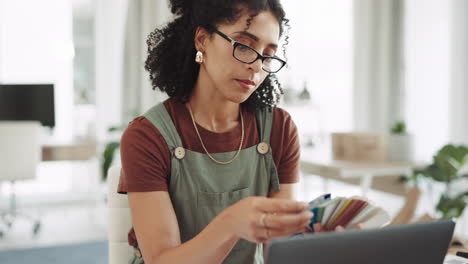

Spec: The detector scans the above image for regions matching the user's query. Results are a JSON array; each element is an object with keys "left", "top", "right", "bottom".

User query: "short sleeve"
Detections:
[
  {"left": 270, "top": 107, "right": 301, "bottom": 184},
  {"left": 117, "top": 116, "right": 171, "bottom": 194}
]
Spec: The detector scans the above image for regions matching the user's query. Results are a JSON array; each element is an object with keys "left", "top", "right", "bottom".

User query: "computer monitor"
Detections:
[
  {"left": 265, "top": 220, "right": 455, "bottom": 264},
  {"left": 0, "top": 84, "right": 55, "bottom": 127}
]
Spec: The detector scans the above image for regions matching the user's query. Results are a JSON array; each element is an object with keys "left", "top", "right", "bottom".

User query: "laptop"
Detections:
[{"left": 265, "top": 220, "right": 455, "bottom": 264}]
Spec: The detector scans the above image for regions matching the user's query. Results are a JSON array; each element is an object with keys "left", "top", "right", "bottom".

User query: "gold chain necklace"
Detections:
[{"left": 187, "top": 103, "right": 244, "bottom": 165}]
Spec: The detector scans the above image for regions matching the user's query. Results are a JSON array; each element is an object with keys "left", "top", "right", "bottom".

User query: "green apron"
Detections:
[{"left": 129, "top": 102, "right": 280, "bottom": 264}]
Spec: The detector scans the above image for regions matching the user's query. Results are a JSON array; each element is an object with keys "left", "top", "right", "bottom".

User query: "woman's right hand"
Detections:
[{"left": 217, "top": 197, "right": 313, "bottom": 244}]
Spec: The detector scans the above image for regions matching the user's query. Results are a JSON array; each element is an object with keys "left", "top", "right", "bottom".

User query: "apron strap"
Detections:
[
  {"left": 255, "top": 107, "right": 274, "bottom": 143},
  {"left": 143, "top": 103, "right": 183, "bottom": 149},
  {"left": 255, "top": 107, "right": 280, "bottom": 192}
]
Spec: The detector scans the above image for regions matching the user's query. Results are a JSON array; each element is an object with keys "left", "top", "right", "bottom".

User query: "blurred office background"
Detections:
[{"left": 0, "top": 0, "right": 467, "bottom": 263}]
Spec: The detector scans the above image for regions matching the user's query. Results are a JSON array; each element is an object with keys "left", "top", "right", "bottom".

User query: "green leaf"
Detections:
[
  {"left": 391, "top": 120, "right": 406, "bottom": 134},
  {"left": 436, "top": 194, "right": 467, "bottom": 219},
  {"left": 434, "top": 155, "right": 457, "bottom": 179},
  {"left": 420, "top": 163, "right": 449, "bottom": 182},
  {"left": 398, "top": 175, "right": 409, "bottom": 183},
  {"left": 101, "top": 142, "right": 120, "bottom": 181},
  {"left": 434, "top": 145, "right": 468, "bottom": 176},
  {"left": 437, "top": 145, "right": 468, "bottom": 164},
  {"left": 108, "top": 125, "right": 126, "bottom": 132},
  {"left": 421, "top": 144, "right": 468, "bottom": 182}
]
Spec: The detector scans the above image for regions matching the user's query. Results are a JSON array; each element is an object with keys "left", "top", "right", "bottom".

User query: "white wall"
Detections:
[
  {"left": 94, "top": 0, "right": 127, "bottom": 142},
  {"left": 353, "top": 0, "right": 467, "bottom": 163},
  {"left": 405, "top": 0, "right": 451, "bottom": 162},
  {"left": 137, "top": 0, "right": 171, "bottom": 112},
  {"left": 280, "top": 0, "right": 354, "bottom": 139},
  {"left": 121, "top": 0, "right": 171, "bottom": 122},
  {"left": 0, "top": 0, "right": 74, "bottom": 142},
  {"left": 0, "top": 0, "right": 4, "bottom": 81},
  {"left": 353, "top": 0, "right": 405, "bottom": 133},
  {"left": 450, "top": 0, "right": 468, "bottom": 146}
]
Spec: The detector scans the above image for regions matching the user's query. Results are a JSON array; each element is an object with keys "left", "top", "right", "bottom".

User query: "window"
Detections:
[
  {"left": 404, "top": 0, "right": 451, "bottom": 162},
  {"left": 279, "top": 0, "right": 354, "bottom": 147}
]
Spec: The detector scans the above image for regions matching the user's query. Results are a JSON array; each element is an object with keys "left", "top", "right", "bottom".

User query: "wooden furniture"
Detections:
[
  {"left": 300, "top": 145, "right": 424, "bottom": 196},
  {"left": 41, "top": 142, "right": 97, "bottom": 161}
]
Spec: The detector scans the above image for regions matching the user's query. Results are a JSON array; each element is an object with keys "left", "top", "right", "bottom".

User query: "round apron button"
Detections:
[
  {"left": 174, "top": 147, "right": 185, "bottom": 159},
  {"left": 257, "top": 142, "right": 269, "bottom": 154}
]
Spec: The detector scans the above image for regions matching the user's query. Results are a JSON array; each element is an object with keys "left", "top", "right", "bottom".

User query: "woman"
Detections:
[{"left": 118, "top": 0, "right": 324, "bottom": 263}]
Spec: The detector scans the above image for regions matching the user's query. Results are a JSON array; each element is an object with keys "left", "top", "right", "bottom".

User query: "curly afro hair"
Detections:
[{"left": 145, "top": 0, "right": 290, "bottom": 111}]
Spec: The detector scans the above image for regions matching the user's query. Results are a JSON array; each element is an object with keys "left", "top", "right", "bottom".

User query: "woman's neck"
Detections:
[{"left": 187, "top": 73, "right": 241, "bottom": 133}]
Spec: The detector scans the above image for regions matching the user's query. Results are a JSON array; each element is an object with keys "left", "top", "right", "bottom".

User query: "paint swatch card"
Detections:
[{"left": 306, "top": 194, "right": 390, "bottom": 232}]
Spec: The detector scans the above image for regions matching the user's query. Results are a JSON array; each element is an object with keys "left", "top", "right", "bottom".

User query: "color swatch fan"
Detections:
[{"left": 306, "top": 194, "right": 391, "bottom": 232}]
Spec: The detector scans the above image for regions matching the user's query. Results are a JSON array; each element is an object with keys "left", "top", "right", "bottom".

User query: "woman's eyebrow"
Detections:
[{"left": 232, "top": 31, "right": 278, "bottom": 50}]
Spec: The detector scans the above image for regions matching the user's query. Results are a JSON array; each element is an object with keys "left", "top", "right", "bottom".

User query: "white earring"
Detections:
[{"left": 195, "top": 50, "right": 203, "bottom": 64}]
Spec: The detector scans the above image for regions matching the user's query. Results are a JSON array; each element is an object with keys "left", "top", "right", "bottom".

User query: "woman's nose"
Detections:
[{"left": 248, "top": 58, "right": 263, "bottom": 73}]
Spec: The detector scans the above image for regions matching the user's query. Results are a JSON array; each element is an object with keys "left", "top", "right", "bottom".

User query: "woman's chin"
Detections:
[{"left": 227, "top": 94, "right": 250, "bottom": 105}]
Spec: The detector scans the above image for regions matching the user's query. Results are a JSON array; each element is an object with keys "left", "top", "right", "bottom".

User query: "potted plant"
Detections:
[
  {"left": 401, "top": 144, "right": 468, "bottom": 219},
  {"left": 100, "top": 125, "right": 126, "bottom": 182},
  {"left": 387, "top": 120, "right": 414, "bottom": 162},
  {"left": 394, "top": 144, "right": 468, "bottom": 250},
  {"left": 100, "top": 109, "right": 140, "bottom": 182}
]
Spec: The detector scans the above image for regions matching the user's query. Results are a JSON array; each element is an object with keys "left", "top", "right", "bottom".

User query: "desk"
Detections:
[
  {"left": 40, "top": 141, "right": 100, "bottom": 200},
  {"left": 300, "top": 146, "right": 424, "bottom": 196},
  {"left": 41, "top": 142, "right": 97, "bottom": 161}
]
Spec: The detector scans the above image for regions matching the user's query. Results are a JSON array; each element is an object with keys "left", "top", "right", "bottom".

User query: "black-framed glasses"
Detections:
[{"left": 213, "top": 29, "right": 286, "bottom": 73}]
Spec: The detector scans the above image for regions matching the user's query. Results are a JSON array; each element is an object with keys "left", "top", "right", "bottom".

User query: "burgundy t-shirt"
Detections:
[{"left": 117, "top": 97, "right": 300, "bottom": 247}]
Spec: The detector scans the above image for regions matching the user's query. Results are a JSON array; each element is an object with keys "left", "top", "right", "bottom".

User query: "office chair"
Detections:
[
  {"left": 0, "top": 121, "right": 42, "bottom": 238},
  {"left": 107, "top": 166, "right": 133, "bottom": 264}
]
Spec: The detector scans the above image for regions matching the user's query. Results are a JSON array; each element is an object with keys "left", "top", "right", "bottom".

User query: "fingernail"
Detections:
[{"left": 305, "top": 211, "right": 313, "bottom": 218}]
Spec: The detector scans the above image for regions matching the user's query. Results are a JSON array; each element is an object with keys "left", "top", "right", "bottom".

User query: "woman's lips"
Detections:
[{"left": 235, "top": 79, "right": 255, "bottom": 90}]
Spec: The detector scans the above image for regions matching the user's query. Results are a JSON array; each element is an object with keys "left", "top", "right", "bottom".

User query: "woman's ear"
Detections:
[{"left": 194, "top": 26, "right": 209, "bottom": 51}]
